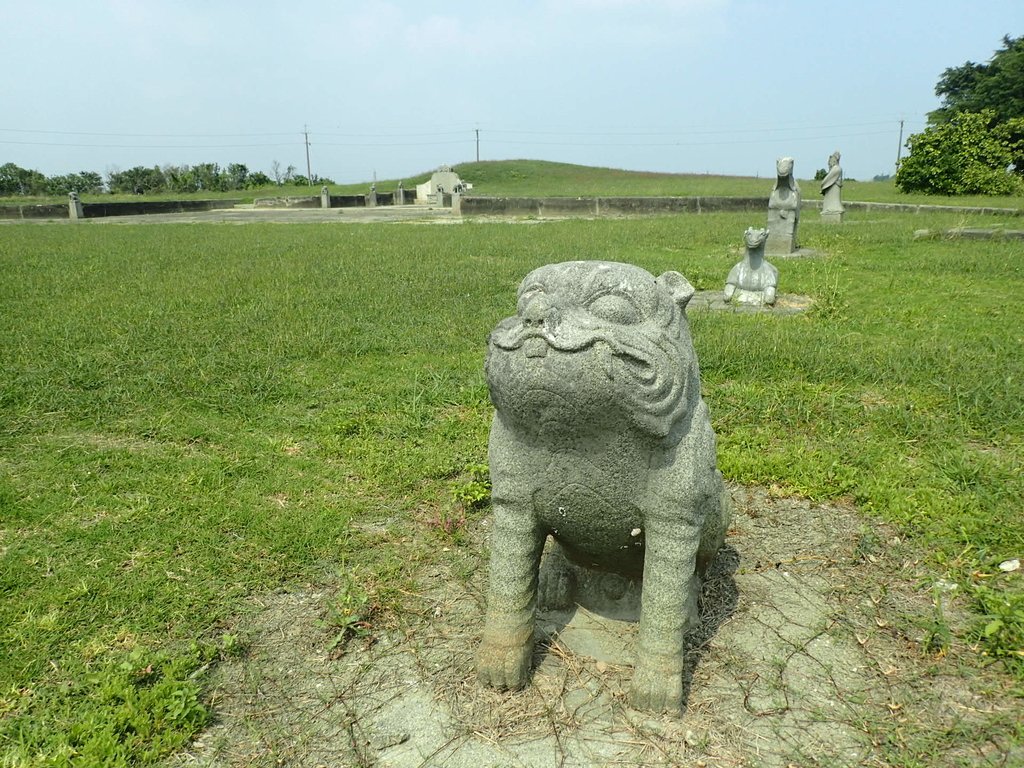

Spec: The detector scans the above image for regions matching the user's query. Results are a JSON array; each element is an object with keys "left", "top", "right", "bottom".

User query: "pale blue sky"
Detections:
[{"left": 2, "top": 1, "right": 1022, "bottom": 184}]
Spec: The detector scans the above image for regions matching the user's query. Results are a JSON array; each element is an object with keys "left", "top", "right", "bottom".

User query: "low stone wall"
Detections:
[
  {"left": 81, "top": 199, "right": 242, "bottom": 218},
  {"left": 0, "top": 198, "right": 242, "bottom": 219},
  {"left": 460, "top": 196, "right": 769, "bottom": 218},
  {"left": 257, "top": 192, "right": 415, "bottom": 209},
  {"left": 460, "top": 196, "right": 1024, "bottom": 219},
  {"left": 0, "top": 203, "right": 69, "bottom": 220},
  {"left": 842, "top": 201, "right": 1022, "bottom": 216},
  {"left": 253, "top": 195, "right": 320, "bottom": 209},
  {"left": 5, "top": 194, "right": 1019, "bottom": 221}
]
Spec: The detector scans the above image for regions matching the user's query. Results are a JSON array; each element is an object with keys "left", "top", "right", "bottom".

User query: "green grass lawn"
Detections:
[{"left": 1, "top": 210, "right": 1022, "bottom": 764}]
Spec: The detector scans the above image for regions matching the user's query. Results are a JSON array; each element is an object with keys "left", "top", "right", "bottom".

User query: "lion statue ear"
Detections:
[{"left": 657, "top": 271, "right": 695, "bottom": 311}]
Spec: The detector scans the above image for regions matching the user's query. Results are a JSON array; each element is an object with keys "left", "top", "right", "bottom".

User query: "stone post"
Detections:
[
  {"left": 451, "top": 191, "right": 461, "bottom": 214},
  {"left": 68, "top": 192, "right": 84, "bottom": 221},
  {"left": 395, "top": 182, "right": 405, "bottom": 206},
  {"left": 320, "top": 186, "right": 330, "bottom": 209},
  {"left": 367, "top": 183, "right": 377, "bottom": 208}
]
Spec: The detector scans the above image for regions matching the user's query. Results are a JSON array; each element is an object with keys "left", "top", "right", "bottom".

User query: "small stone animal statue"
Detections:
[
  {"left": 724, "top": 227, "right": 778, "bottom": 306},
  {"left": 478, "top": 260, "right": 730, "bottom": 713}
]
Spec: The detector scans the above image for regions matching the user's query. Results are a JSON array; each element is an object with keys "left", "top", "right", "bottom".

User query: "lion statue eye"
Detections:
[
  {"left": 517, "top": 286, "right": 544, "bottom": 314},
  {"left": 588, "top": 293, "right": 642, "bottom": 324}
]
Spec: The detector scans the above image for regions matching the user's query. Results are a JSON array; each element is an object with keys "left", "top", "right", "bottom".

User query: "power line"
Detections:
[
  {"left": 486, "top": 129, "right": 897, "bottom": 149},
  {"left": 0, "top": 127, "right": 299, "bottom": 138},
  {"left": 0, "top": 139, "right": 298, "bottom": 149},
  {"left": 485, "top": 120, "right": 904, "bottom": 137},
  {"left": 1, "top": 128, "right": 898, "bottom": 151}
]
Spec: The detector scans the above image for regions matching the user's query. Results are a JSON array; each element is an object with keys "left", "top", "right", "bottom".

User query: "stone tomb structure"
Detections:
[
  {"left": 724, "top": 227, "right": 778, "bottom": 306},
  {"left": 415, "top": 165, "right": 472, "bottom": 206},
  {"left": 477, "top": 260, "right": 731, "bottom": 714},
  {"left": 820, "top": 150, "right": 844, "bottom": 223},
  {"left": 766, "top": 157, "right": 801, "bottom": 255}
]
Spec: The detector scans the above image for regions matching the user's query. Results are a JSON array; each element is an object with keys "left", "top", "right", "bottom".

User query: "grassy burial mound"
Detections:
[{"left": 0, "top": 207, "right": 1021, "bottom": 764}]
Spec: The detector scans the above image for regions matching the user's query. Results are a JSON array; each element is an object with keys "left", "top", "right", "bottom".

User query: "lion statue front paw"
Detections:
[
  {"left": 477, "top": 639, "right": 533, "bottom": 691},
  {"left": 629, "top": 659, "right": 684, "bottom": 713}
]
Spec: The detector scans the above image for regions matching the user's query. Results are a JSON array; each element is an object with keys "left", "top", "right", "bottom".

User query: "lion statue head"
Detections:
[{"left": 486, "top": 261, "right": 701, "bottom": 443}]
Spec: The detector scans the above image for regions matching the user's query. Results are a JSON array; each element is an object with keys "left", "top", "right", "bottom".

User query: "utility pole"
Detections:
[
  {"left": 895, "top": 119, "right": 905, "bottom": 172},
  {"left": 475, "top": 127, "right": 480, "bottom": 162},
  {"left": 304, "top": 124, "right": 313, "bottom": 185}
]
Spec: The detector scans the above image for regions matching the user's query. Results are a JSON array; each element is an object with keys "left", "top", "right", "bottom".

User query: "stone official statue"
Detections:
[
  {"left": 820, "top": 150, "right": 844, "bottom": 222},
  {"left": 766, "top": 157, "right": 801, "bottom": 254},
  {"left": 477, "top": 260, "right": 730, "bottom": 713}
]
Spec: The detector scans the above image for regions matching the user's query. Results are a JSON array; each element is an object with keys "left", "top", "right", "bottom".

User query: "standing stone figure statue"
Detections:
[
  {"left": 478, "top": 260, "right": 731, "bottom": 714},
  {"left": 724, "top": 227, "right": 778, "bottom": 306},
  {"left": 820, "top": 150, "right": 844, "bottom": 223},
  {"left": 766, "top": 157, "right": 801, "bottom": 255}
]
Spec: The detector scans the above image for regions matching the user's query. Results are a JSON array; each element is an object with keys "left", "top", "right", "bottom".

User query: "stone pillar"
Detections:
[
  {"left": 395, "top": 182, "right": 405, "bottom": 206},
  {"left": 68, "top": 192, "right": 84, "bottom": 221},
  {"left": 320, "top": 186, "right": 330, "bottom": 209},
  {"left": 451, "top": 191, "right": 461, "bottom": 214},
  {"left": 366, "top": 184, "right": 377, "bottom": 208}
]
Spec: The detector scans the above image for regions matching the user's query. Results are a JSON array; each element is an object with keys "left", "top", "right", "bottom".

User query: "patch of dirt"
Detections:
[{"left": 168, "top": 486, "right": 1022, "bottom": 767}]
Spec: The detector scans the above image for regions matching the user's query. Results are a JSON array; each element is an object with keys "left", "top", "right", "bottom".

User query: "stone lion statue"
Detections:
[{"left": 477, "top": 260, "right": 730, "bottom": 713}]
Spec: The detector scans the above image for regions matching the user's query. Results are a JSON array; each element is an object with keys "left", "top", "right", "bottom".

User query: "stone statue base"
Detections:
[
  {"left": 730, "top": 288, "right": 772, "bottom": 305},
  {"left": 765, "top": 233, "right": 796, "bottom": 256},
  {"left": 821, "top": 210, "right": 844, "bottom": 224}
]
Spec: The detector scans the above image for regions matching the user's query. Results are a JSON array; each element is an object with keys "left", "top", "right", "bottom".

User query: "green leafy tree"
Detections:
[
  {"left": 0, "top": 162, "right": 48, "bottom": 196},
  {"left": 930, "top": 35, "right": 1024, "bottom": 127},
  {"left": 896, "top": 110, "right": 1024, "bottom": 195},
  {"left": 108, "top": 166, "right": 166, "bottom": 194},
  {"left": 46, "top": 171, "right": 104, "bottom": 195},
  {"left": 899, "top": 35, "right": 1024, "bottom": 194},
  {"left": 225, "top": 163, "right": 249, "bottom": 190},
  {"left": 163, "top": 164, "right": 199, "bottom": 193},
  {"left": 246, "top": 171, "right": 272, "bottom": 188},
  {"left": 191, "top": 163, "right": 225, "bottom": 192}
]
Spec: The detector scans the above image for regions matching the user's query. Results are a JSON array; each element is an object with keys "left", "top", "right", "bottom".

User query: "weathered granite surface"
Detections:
[
  {"left": 68, "top": 191, "right": 83, "bottom": 221},
  {"left": 766, "top": 157, "right": 801, "bottom": 254},
  {"left": 820, "top": 150, "right": 844, "bottom": 223},
  {"left": 477, "top": 260, "right": 730, "bottom": 713},
  {"left": 724, "top": 227, "right": 778, "bottom": 306}
]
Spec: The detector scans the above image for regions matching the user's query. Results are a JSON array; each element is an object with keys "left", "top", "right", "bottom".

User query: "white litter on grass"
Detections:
[{"left": 998, "top": 559, "right": 1020, "bottom": 573}]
